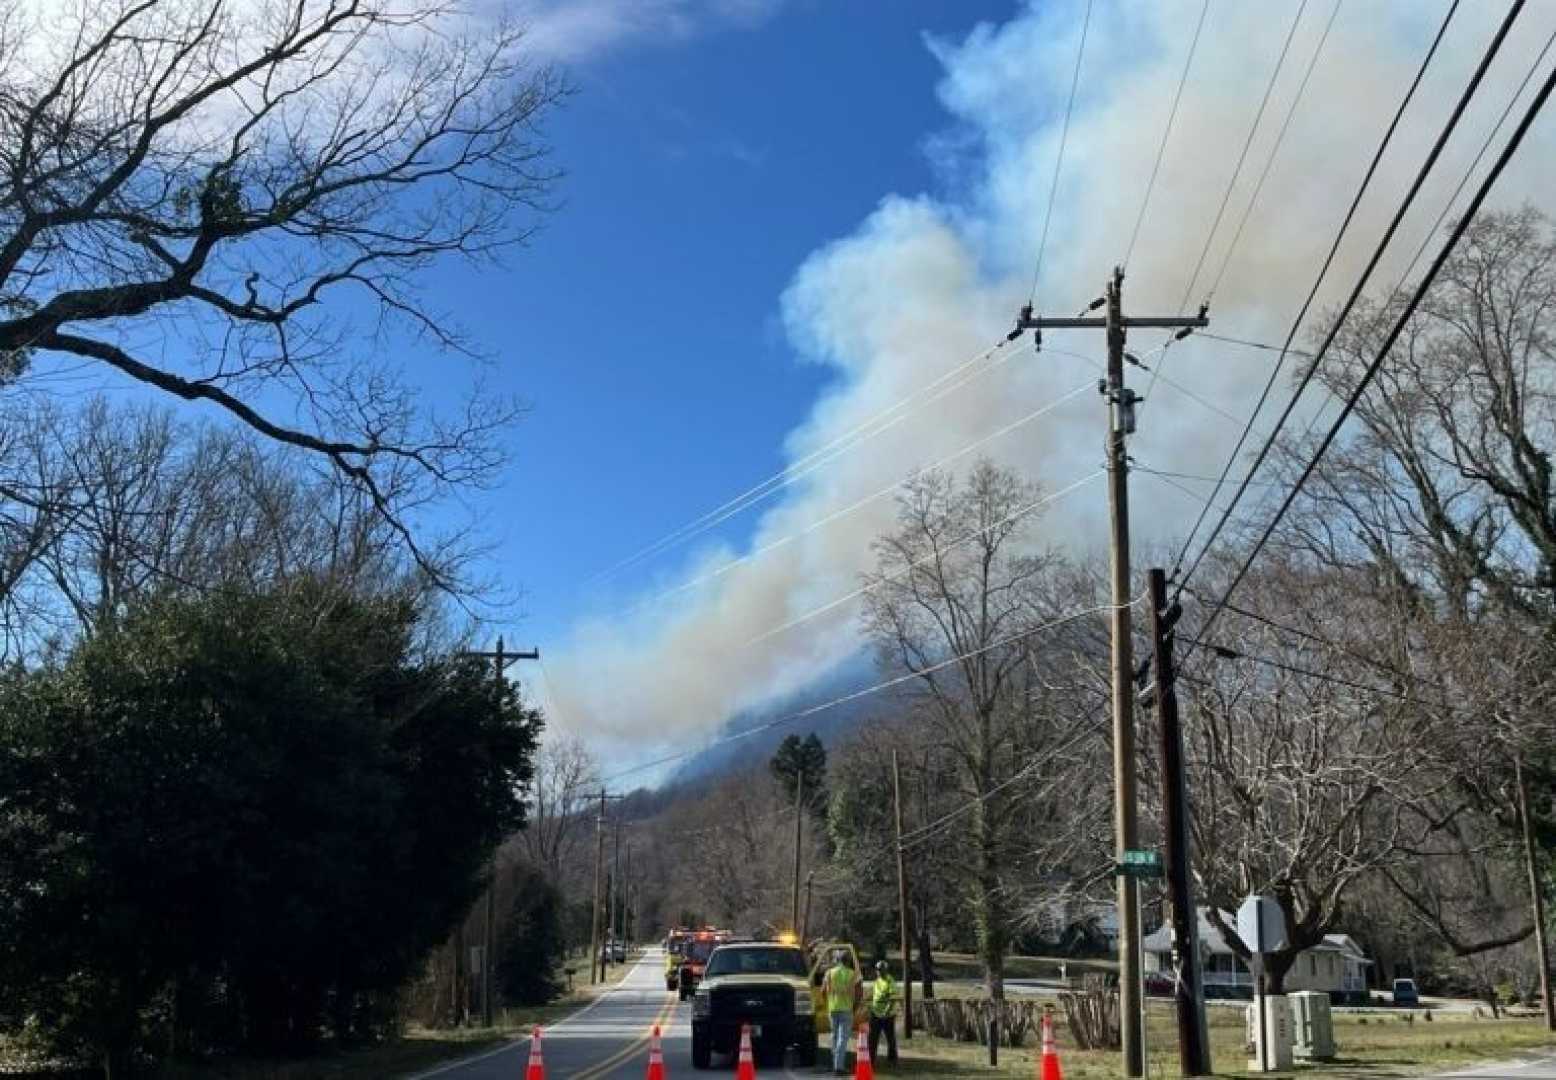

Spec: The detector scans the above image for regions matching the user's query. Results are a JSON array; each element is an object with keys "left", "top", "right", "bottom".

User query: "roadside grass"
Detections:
[
  {"left": 881, "top": 999, "right": 1555, "bottom": 1078},
  {"left": 156, "top": 1032, "right": 510, "bottom": 1080},
  {"left": 1, "top": 950, "right": 648, "bottom": 1079}
]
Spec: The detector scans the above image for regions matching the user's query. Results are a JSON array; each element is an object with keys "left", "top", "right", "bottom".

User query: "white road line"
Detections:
[
  {"left": 404, "top": 1039, "right": 514, "bottom": 1080},
  {"left": 404, "top": 955, "right": 661, "bottom": 1079}
]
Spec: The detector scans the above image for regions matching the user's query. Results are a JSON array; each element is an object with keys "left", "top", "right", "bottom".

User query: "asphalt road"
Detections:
[
  {"left": 411, "top": 950, "right": 690, "bottom": 1080},
  {"left": 409, "top": 947, "right": 856, "bottom": 1079},
  {"left": 1430, "top": 1054, "right": 1556, "bottom": 1080}
]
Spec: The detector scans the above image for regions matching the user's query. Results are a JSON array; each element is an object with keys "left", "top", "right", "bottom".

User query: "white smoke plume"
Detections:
[{"left": 547, "top": 0, "right": 1556, "bottom": 767}]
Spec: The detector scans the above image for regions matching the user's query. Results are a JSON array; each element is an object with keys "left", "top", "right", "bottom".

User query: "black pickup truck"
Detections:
[{"left": 689, "top": 943, "right": 817, "bottom": 1069}]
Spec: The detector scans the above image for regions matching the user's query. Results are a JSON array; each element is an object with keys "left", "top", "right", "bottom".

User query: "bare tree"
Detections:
[
  {"left": 861, "top": 460, "right": 1093, "bottom": 1001},
  {"left": 7, "top": 398, "right": 414, "bottom": 642},
  {"left": 0, "top": 0, "right": 567, "bottom": 585},
  {"left": 1179, "top": 558, "right": 1463, "bottom": 991},
  {"left": 0, "top": 397, "right": 71, "bottom": 659},
  {"left": 516, "top": 733, "right": 600, "bottom": 883},
  {"left": 1259, "top": 206, "right": 1556, "bottom": 979}
]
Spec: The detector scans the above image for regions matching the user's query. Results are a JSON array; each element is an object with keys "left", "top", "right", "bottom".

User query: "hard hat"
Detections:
[
  {"left": 876, "top": 960, "right": 888, "bottom": 971},
  {"left": 833, "top": 949, "right": 847, "bottom": 962}
]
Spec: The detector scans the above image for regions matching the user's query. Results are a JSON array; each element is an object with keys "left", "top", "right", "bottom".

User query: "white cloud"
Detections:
[
  {"left": 516, "top": 0, "right": 785, "bottom": 61},
  {"left": 545, "top": 0, "right": 1556, "bottom": 763}
]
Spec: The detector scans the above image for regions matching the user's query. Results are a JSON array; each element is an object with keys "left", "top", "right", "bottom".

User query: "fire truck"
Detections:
[
  {"left": 664, "top": 928, "right": 693, "bottom": 991},
  {"left": 677, "top": 928, "right": 731, "bottom": 1001}
]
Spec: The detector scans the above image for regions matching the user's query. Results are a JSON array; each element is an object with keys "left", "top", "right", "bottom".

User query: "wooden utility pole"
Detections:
[
  {"left": 1148, "top": 569, "right": 1210, "bottom": 1075},
  {"left": 609, "top": 815, "right": 621, "bottom": 959},
  {"left": 1515, "top": 754, "right": 1555, "bottom": 1031},
  {"left": 1015, "top": 270, "right": 1207, "bottom": 1078},
  {"left": 456, "top": 638, "right": 538, "bottom": 1027},
  {"left": 791, "top": 771, "right": 805, "bottom": 933},
  {"left": 590, "top": 792, "right": 607, "bottom": 984},
  {"left": 893, "top": 751, "right": 914, "bottom": 1039},
  {"left": 800, "top": 871, "right": 815, "bottom": 944},
  {"left": 587, "top": 789, "right": 624, "bottom": 984}
]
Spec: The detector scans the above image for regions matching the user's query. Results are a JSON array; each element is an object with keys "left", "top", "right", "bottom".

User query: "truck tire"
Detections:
[{"left": 691, "top": 1028, "right": 712, "bottom": 1070}]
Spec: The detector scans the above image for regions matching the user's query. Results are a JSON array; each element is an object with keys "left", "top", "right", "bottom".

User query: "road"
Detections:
[
  {"left": 410, "top": 950, "right": 691, "bottom": 1080},
  {"left": 410, "top": 947, "right": 844, "bottom": 1079},
  {"left": 1431, "top": 1053, "right": 1556, "bottom": 1079}
]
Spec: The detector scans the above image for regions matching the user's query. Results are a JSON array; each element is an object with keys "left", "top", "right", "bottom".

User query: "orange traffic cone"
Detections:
[
  {"left": 735, "top": 1023, "right": 757, "bottom": 1080},
  {"left": 1040, "top": 1010, "right": 1063, "bottom": 1080},
  {"left": 525, "top": 1026, "right": 546, "bottom": 1080},
  {"left": 646, "top": 1024, "right": 666, "bottom": 1080},
  {"left": 853, "top": 1025, "right": 874, "bottom": 1080}
]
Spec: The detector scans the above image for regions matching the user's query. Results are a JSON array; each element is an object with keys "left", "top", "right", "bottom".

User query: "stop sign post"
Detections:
[{"left": 1239, "top": 895, "right": 1286, "bottom": 1072}]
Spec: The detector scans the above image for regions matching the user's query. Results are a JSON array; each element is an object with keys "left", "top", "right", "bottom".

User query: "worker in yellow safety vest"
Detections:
[
  {"left": 824, "top": 950, "right": 861, "bottom": 1075},
  {"left": 868, "top": 960, "right": 899, "bottom": 1065}
]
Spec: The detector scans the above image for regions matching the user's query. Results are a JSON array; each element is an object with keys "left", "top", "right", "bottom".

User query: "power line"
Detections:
[
  {"left": 1030, "top": 0, "right": 1096, "bottom": 304},
  {"left": 1142, "top": 0, "right": 1317, "bottom": 406},
  {"left": 603, "top": 599, "right": 1129, "bottom": 785},
  {"left": 1204, "top": 0, "right": 1344, "bottom": 301},
  {"left": 1268, "top": 15, "right": 1552, "bottom": 467},
  {"left": 586, "top": 337, "right": 1017, "bottom": 585},
  {"left": 1184, "top": 640, "right": 1467, "bottom": 713},
  {"left": 1195, "top": 331, "right": 1316, "bottom": 358},
  {"left": 1137, "top": 465, "right": 1284, "bottom": 490},
  {"left": 1177, "top": 582, "right": 1452, "bottom": 691},
  {"left": 1167, "top": 0, "right": 1312, "bottom": 322},
  {"left": 744, "top": 469, "right": 1104, "bottom": 648},
  {"left": 1123, "top": 0, "right": 1210, "bottom": 269},
  {"left": 897, "top": 718, "right": 1103, "bottom": 852},
  {"left": 1042, "top": 343, "right": 1263, "bottom": 432},
  {"left": 1393, "top": 19, "right": 1556, "bottom": 301},
  {"left": 1169, "top": 0, "right": 1493, "bottom": 598},
  {"left": 621, "top": 378, "right": 1096, "bottom": 616},
  {"left": 1184, "top": 21, "right": 1553, "bottom": 668}
]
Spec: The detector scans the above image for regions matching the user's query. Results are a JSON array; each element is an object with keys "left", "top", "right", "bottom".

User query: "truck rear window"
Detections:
[{"left": 705, "top": 947, "right": 808, "bottom": 978}]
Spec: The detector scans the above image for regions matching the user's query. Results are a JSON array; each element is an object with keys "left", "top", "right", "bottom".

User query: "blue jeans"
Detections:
[{"left": 830, "top": 1012, "right": 852, "bottom": 1072}]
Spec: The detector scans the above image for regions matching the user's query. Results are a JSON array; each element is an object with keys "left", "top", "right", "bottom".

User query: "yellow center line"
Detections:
[{"left": 571, "top": 990, "right": 678, "bottom": 1080}]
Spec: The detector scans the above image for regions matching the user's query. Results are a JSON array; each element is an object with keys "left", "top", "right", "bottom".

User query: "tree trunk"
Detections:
[
  {"left": 1514, "top": 754, "right": 1555, "bottom": 1031},
  {"left": 972, "top": 789, "right": 1006, "bottom": 1002},
  {"left": 1263, "top": 949, "right": 1298, "bottom": 995},
  {"left": 916, "top": 918, "right": 937, "bottom": 999}
]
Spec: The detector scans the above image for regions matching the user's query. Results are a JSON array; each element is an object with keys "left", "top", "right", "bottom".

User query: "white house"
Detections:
[{"left": 1142, "top": 908, "right": 1371, "bottom": 1003}]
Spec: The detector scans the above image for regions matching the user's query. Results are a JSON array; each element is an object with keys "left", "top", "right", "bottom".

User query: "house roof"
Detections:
[{"left": 1142, "top": 909, "right": 1370, "bottom": 964}]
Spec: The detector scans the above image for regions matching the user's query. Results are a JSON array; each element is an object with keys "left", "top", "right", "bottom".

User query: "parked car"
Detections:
[
  {"left": 1392, "top": 978, "right": 1419, "bottom": 1006},
  {"left": 612, "top": 942, "right": 626, "bottom": 962}
]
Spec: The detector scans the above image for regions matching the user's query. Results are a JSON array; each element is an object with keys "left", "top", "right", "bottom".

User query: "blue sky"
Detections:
[
  {"left": 430, "top": 0, "right": 1556, "bottom": 767},
  {"left": 441, "top": 2, "right": 1017, "bottom": 642}
]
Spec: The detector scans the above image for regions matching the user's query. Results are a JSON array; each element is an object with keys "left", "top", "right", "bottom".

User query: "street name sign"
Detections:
[{"left": 1116, "top": 848, "right": 1163, "bottom": 879}]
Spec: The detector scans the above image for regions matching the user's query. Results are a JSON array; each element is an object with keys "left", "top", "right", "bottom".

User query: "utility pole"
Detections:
[
  {"left": 1148, "top": 569, "right": 1210, "bottom": 1075},
  {"left": 591, "top": 792, "right": 606, "bottom": 985},
  {"left": 624, "top": 841, "right": 634, "bottom": 950},
  {"left": 1515, "top": 754, "right": 1555, "bottom": 1031},
  {"left": 608, "top": 817, "right": 625, "bottom": 961},
  {"left": 610, "top": 817, "right": 620, "bottom": 946},
  {"left": 893, "top": 751, "right": 914, "bottom": 1039},
  {"left": 588, "top": 790, "right": 623, "bottom": 984},
  {"left": 1015, "top": 269, "right": 1207, "bottom": 1078},
  {"left": 791, "top": 771, "right": 805, "bottom": 933},
  {"left": 800, "top": 871, "right": 815, "bottom": 944},
  {"left": 456, "top": 637, "right": 539, "bottom": 1027}
]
